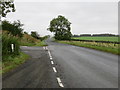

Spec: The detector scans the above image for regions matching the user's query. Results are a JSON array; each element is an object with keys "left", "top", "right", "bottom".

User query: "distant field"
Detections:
[{"left": 72, "top": 37, "right": 119, "bottom": 42}]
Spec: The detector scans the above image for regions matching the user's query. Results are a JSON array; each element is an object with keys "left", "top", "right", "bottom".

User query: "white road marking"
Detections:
[
  {"left": 51, "top": 61, "right": 54, "bottom": 64},
  {"left": 43, "top": 47, "right": 45, "bottom": 49},
  {"left": 48, "top": 51, "right": 52, "bottom": 58},
  {"left": 52, "top": 67, "right": 57, "bottom": 73},
  {"left": 57, "top": 77, "right": 64, "bottom": 87}
]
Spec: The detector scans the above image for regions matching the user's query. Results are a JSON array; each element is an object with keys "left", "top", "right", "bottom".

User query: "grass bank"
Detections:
[
  {"left": 2, "top": 52, "right": 29, "bottom": 74},
  {"left": 20, "top": 41, "right": 47, "bottom": 47},
  {"left": 57, "top": 41, "right": 120, "bottom": 55}
]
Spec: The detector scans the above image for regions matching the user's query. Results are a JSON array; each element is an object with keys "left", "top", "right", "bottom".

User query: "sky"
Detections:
[{"left": 3, "top": 0, "right": 118, "bottom": 36}]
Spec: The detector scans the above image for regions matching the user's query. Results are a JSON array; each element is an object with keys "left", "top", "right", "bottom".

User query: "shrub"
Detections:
[{"left": 2, "top": 31, "right": 20, "bottom": 61}]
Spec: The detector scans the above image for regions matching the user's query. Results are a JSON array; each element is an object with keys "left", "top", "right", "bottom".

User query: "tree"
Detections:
[
  {"left": 2, "top": 20, "right": 24, "bottom": 37},
  {"left": 0, "top": 0, "right": 15, "bottom": 17},
  {"left": 24, "top": 31, "right": 28, "bottom": 34},
  {"left": 31, "top": 31, "right": 40, "bottom": 39},
  {"left": 47, "top": 15, "right": 72, "bottom": 40}
]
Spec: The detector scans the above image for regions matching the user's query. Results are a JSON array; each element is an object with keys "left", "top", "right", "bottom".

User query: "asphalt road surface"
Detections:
[{"left": 3, "top": 38, "right": 118, "bottom": 88}]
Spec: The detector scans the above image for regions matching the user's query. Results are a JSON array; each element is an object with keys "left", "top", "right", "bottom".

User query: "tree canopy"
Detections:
[
  {"left": 2, "top": 20, "right": 24, "bottom": 37},
  {"left": 0, "top": 0, "right": 15, "bottom": 17},
  {"left": 48, "top": 15, "right": 72, "bottom": 40}
]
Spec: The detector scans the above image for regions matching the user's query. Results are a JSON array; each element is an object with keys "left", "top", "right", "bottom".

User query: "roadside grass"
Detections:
[
  {"left": 35, "top": 41, "right": 48, "bottom": 46},
  {"left": 57, "top": 41, "right": 120, "bottom": 55},
  {"left": 73, "top": 36, "right": 120, "bottom": 42},
  {"left": 20, "top": 42, "right": 36, "bottom": 46},
  {"left": 2, "top": 52, "right": 29, "bottom": 74}
]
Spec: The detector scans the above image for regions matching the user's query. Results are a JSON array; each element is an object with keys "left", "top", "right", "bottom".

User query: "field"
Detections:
[{"left": 73, "top": 37, "right": 119, "bottom": 42}]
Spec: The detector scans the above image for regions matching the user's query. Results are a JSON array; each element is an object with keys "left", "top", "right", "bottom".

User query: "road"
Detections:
[{"left": 3, "top": 38, "right": 118, "bottom": 88}]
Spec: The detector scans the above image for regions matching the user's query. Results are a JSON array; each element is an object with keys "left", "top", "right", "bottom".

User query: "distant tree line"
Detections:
[{"left": 73, "top": 34, "right": 120, "bottom": 37}]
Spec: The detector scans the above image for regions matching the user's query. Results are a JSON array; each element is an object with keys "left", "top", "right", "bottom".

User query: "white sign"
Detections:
[{"left": 11, "top": 44, "right": 14, "bottom": 52}]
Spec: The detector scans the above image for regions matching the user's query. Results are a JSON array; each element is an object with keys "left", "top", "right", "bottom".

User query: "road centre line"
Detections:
[
  {"left": 57, "top": 77, "right": 64, "bottom": 87},
  {"left": 45, "top": 47, "right": 64, "bottom": 88},
  {"left": 50, "top": 57, "right": 53, "bottom": 60},
  {"left": 48, "top": 51, "right": 52, "bottom": 58},
  {"left": 52, "top": 67, "right": 57, "bottom": 73},
  {"left": 51, "top": 61, "right": 54, "bottom": 64}
]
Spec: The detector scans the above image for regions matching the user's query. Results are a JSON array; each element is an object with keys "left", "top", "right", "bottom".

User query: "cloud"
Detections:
[{"left": 4, "top": 2, "right": 118, "bottom": 36}]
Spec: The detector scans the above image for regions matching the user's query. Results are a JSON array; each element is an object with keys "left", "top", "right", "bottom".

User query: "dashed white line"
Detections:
[
  {"left": 51, "top": 61, "right": 54, "bottom": 64},
  {"left": 52, "top": 67, "right": 57, "bottom": 73},
  {"left": 43, "top": 47, "right": 45, "bottom": 49},
  {"left": 48, "top": 51, "right": 52, "bottom": 58},
  {"left": 57, "top": 77, "right": 64, "bottom": 87},
  {"left": 50, "top": 57, "right": 53, "bottom": 60},
  {"left": 45, "top": 47, "right": 64, "bottom": 88}
]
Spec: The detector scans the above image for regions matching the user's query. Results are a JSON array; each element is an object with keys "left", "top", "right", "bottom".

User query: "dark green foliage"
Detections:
[
  {"left": 48, "top": 15, "right": 72, "bottom": 40},
  {"left": 24, "top": 31, "right": 28, "bottom": 34},
  {"left": 2, "top": 33, "right": 20, "bottom": 61},
  {"left": 0, "top": 0, "right": 15, "bottom": 17},
  {"left": 31, "top": 31, "right": 40, "bottom": 39},
  {"left": 2, "top": 20, "right": 23, "bottom": 37}
]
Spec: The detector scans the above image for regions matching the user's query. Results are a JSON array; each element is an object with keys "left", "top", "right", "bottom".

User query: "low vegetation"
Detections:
[
  {"left": 35, "top": 41, "right": 47, "bottom": 46},
  {"left": 2, "top": 52, "right": 29, "bottom": 74},
  {"left": 20, "top": 33, "right": 39, "bottom": 46},
  {"left": 2, "top": 31, "right": 20, "bottom": 61},
  {"left": 57, "top": 40, "right": 120, "bottom": 55},
  {"left": 20, "top": 33, "right": 47, "bottom": 46}
]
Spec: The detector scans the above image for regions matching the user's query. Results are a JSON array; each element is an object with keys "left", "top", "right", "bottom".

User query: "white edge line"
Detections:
[
  {"left": 57, "top": 77, "right": 64, "bottom": 87},
  {"left": 52, "top": 67, "right": 57, "bottom": 73}
]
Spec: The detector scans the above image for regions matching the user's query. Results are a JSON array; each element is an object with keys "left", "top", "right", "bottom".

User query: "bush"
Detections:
[{"left": 2, "top": 31, "right": 20, "bottom": 61}]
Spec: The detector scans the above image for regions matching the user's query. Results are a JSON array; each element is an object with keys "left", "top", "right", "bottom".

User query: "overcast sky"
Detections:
[{"left": 3, "top": 0, "right": 118, "bottom": 36}]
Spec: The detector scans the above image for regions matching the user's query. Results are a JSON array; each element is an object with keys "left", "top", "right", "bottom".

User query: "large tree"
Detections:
[
  {"left": 0, "top": 0, "right": 15, "bottom": 17},
  {"left": 48, "top": 15, "right": 72, "bottom": 40}
]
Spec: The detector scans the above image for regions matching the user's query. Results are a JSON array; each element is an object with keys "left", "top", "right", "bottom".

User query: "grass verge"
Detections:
[
  {"left": 35, "top": 41, "right": 48, "bottom": 46},
  {"left": 2, "top": 52, "right": 29, "bottom": 74},
  {"left": 57, "top": 41, "right": 120, "bottom": 55}
]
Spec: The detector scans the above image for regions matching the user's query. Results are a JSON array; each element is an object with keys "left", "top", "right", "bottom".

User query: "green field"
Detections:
[{"left": 73, "top": 37, "right": 119, "bottom": 42}]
